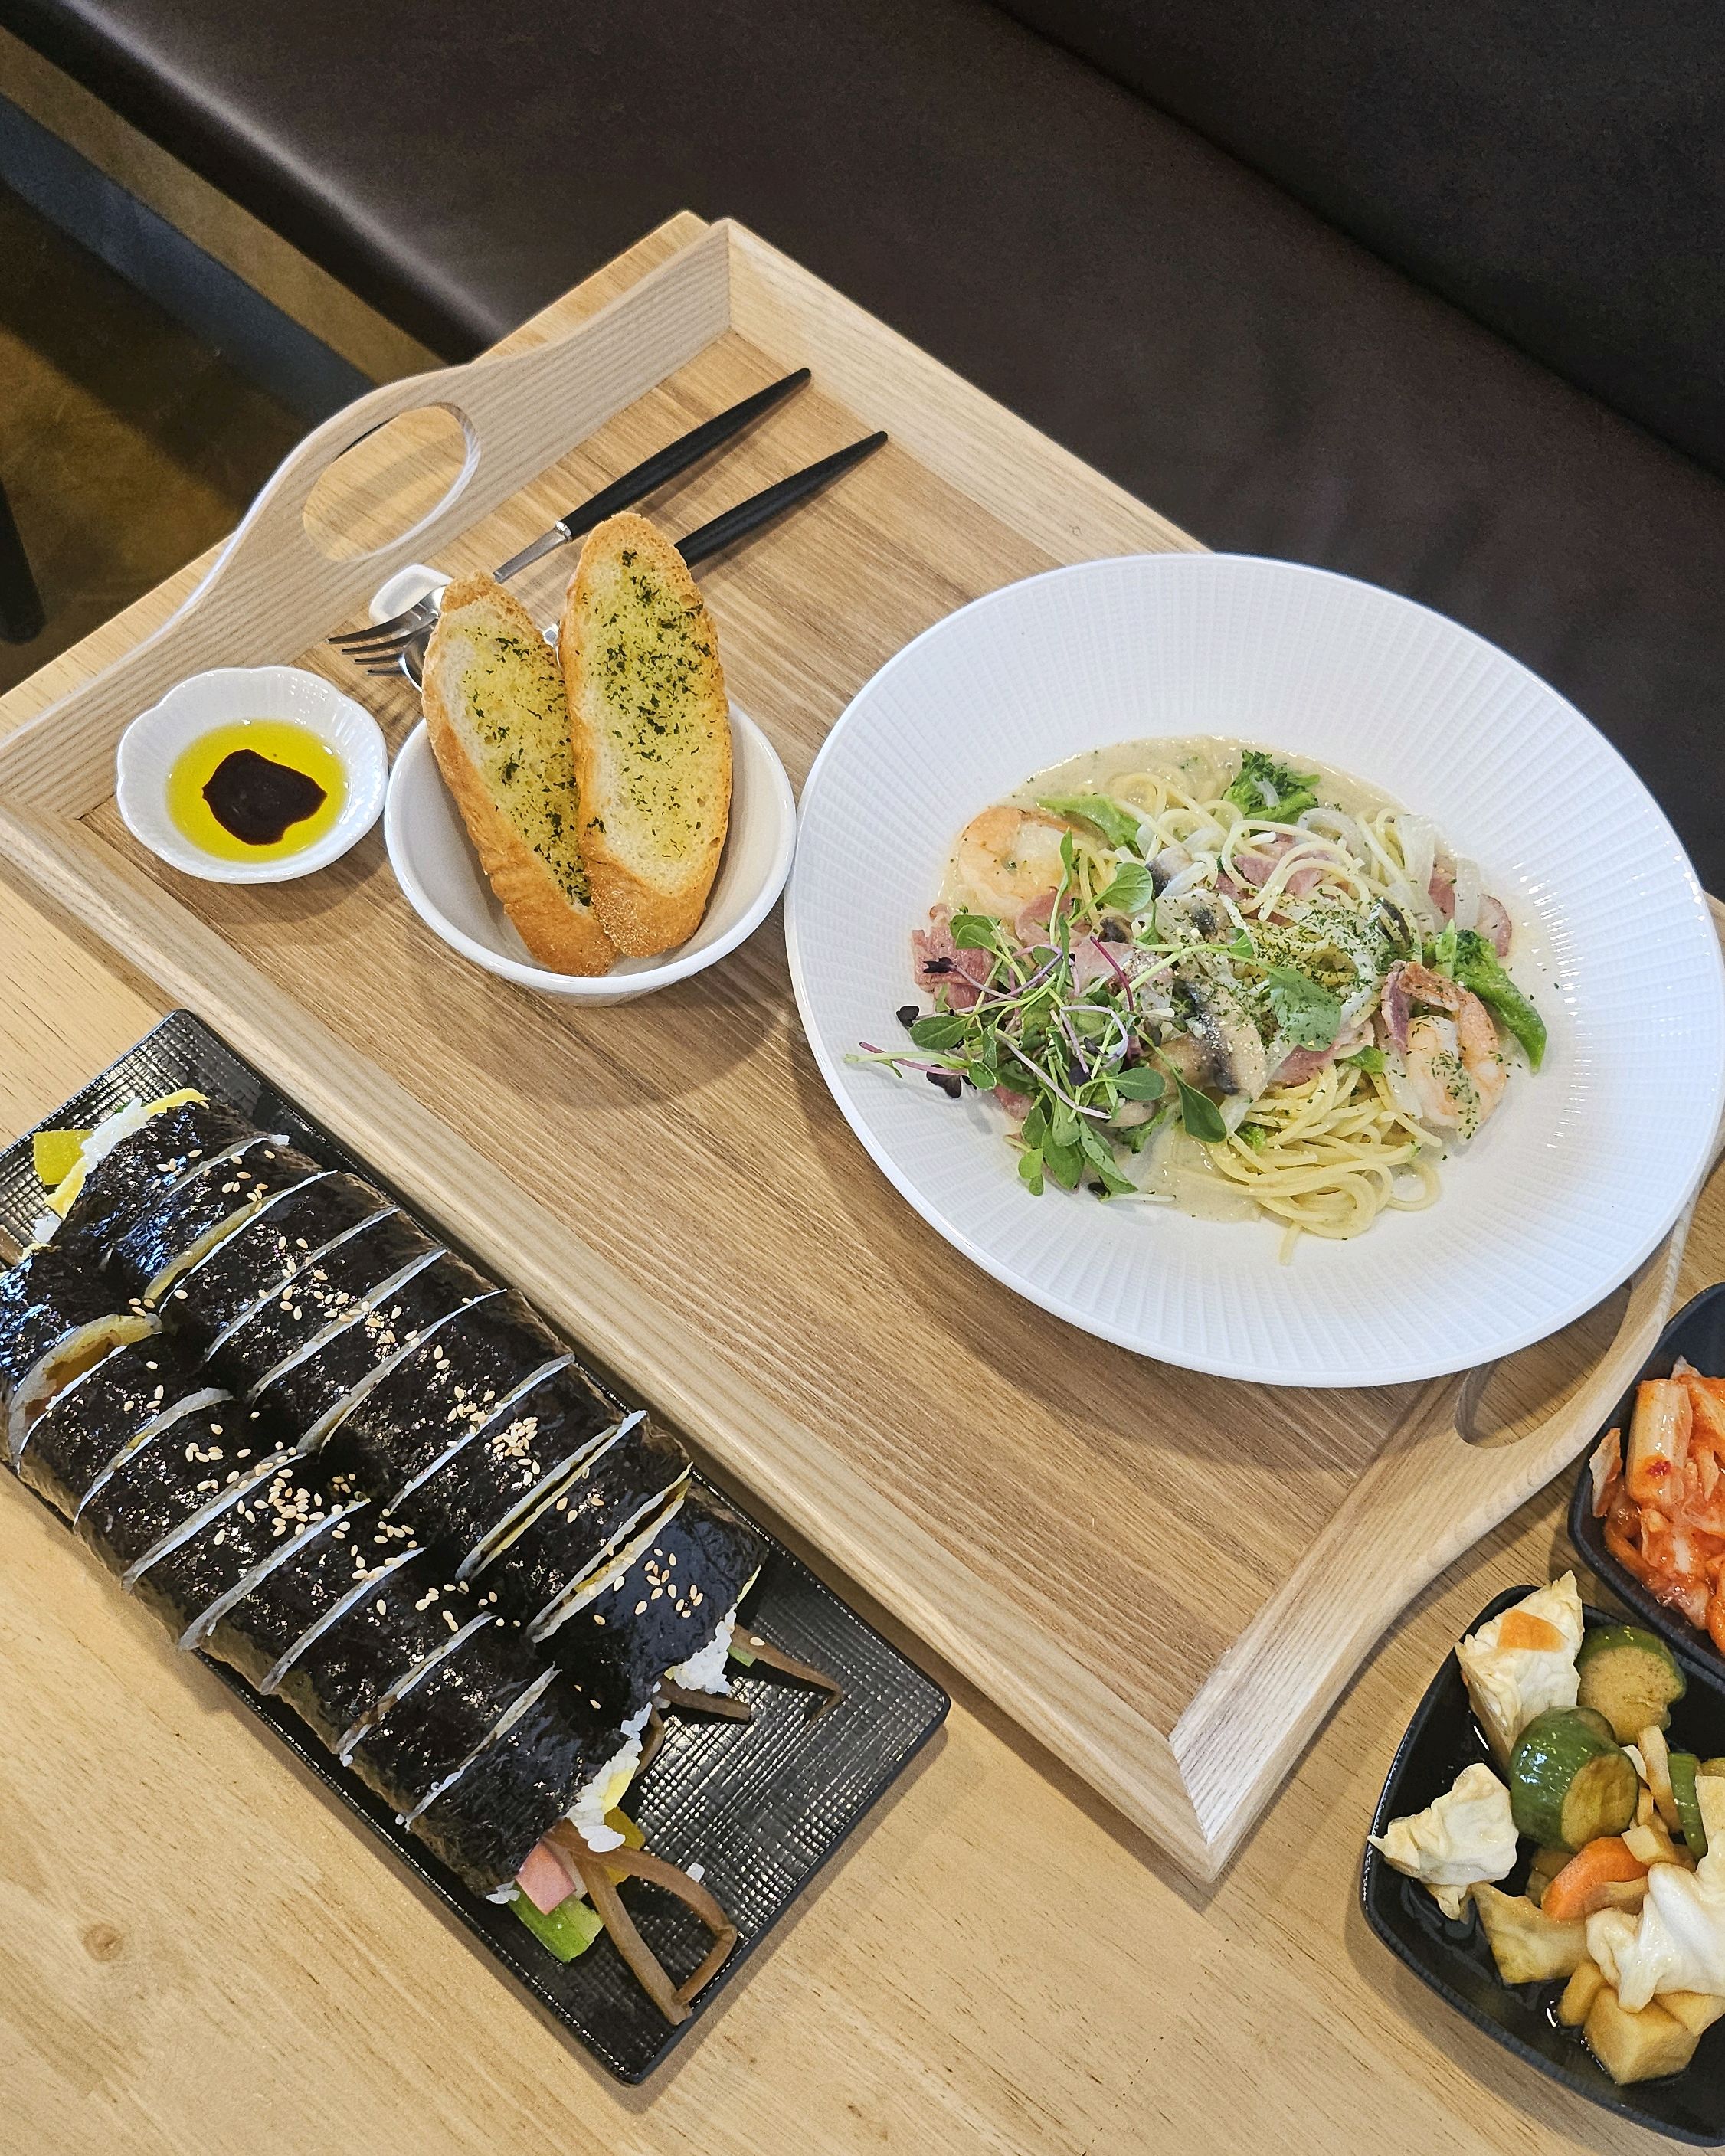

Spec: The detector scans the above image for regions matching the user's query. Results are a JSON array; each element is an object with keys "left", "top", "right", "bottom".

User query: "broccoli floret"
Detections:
[
  {"left": 1452, "top": 928, "right": 1547, "bottom": 1070},
  {"left": 1224, "top": 748, "right": 1321, "bottom": 822}
]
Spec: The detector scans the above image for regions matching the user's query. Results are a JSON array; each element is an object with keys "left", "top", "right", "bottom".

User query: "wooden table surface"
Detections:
[{"left": 4, "top": 231, "right": 1723, "bottom": 2155}]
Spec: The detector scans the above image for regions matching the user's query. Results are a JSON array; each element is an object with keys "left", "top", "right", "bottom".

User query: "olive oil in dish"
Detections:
[{"left": 166, "top": 720, "right": 345, "bottom": 862}]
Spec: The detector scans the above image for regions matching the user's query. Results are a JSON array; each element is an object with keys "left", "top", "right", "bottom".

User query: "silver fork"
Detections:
[{"left": 329, "top": 366, "right": 810, "bottom": 682}]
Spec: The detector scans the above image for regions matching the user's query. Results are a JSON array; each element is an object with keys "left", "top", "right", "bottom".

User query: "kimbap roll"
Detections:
[
  {"left": 532, "top": 1490, "right": 766, "bottom": 1722},
  {"left": 466, "top": 1414, "right": 689, "bottom": 1615},
  {"left": 384, "top": 1357, "right": 627, "bottom": 1564},
  {"left": 408, "top": 1671, "right": 619, "bottom": 1893},
  {"left": 330, "top": 1290, "right": 567, "bottom": 1493},
  {"left": 268, "top": 1546, "right": 477, "bottom": 1752},
  {"left": 203, "top": 1500, "right": 396, "bottom": 1690},
  {"left": 39, "top": 1092, "right": 259, "bottom": 1263},
  {"left": 201, "top": 1210, "right": 440, "bottom": 1395},
  {"left": 341, "top": 1609, "right": 545, "bottom": 1814},
  {"left": 15, "top": 1332, "right": 198, "bottom": 1516},
  {"left": 105, "top": 1136, "right": 326, "bottom": 1304},
  {"left": 74, "top": 1389, "right": 260, "bottom": 1574},
  {"left": 126, "top": 1454, "right": 350, "bottom": 1648},
  {"left": 159, "top": 1172, "right": 395, "bottom": 1354},
  {"left": 253, "top": 1260, "right": 496, "bottom": 1451},
  {"left": 0, "top": 1244, "right": 156, "bottom": 1458}
]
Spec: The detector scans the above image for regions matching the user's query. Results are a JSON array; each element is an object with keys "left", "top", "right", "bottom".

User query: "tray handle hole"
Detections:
[
  {"left": 1458, "top": 1278, "right": 1635, "bottom": 1448},
  {"left": 301, "top": 402, "right": 476, "bottom": 563}
]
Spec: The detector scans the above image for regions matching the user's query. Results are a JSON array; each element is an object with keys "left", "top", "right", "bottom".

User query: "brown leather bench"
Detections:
[{"left": 5, "top": 0, "right": 1722, "bottom": 882}]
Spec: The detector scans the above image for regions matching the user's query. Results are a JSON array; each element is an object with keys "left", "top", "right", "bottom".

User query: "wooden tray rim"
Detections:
[{"left": 0, "top": 212, "right": 1712, "bottom": 1880}]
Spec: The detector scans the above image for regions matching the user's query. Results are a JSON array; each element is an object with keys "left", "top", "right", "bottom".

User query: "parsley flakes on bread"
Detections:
[
  {"left": 559, "top": 512, "right": 732, "bottom": 957},
  {"left": 420, "top": 574, "right": 617, "bottom": 975}
]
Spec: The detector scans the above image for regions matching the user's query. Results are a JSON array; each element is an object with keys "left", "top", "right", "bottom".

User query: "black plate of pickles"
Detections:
[
  {"left": 0, "top": 1010, "right": 948, "bottom": 2083},
  {"left": 1363, "top": 1585, "right": 1725, "bottom": 2144}
]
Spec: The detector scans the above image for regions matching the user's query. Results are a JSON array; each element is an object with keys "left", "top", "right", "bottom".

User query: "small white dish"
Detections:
[
  {"left": 385, "top": 704, "right": 797, "bottom": 1004},
  {"left": 368, "top": 562, "right": 447, "bottom": 622},
  {"left": 116, "top": 666, "right": 387, "bottom": 883}
]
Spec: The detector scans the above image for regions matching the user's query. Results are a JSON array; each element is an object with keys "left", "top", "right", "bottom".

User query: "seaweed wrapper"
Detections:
[
  {"left": 129, "top": 1455, "right": 344, "bottom": 1644},
  {"left": 333, "top": 1290, "right": 563, "bottom": 1491},
  {"left": 538, "top": 1491, "right": 766, "bottom": 1720},
  {"left": 75, "top": 1395, "right": 260, "bottom": 1574},
  {"left": 106, "top": 1139, "right": 325, "bottom": 1300},
  {"left": 162, "top": 1173, "right": 393, "bottom": 1354},
  {"left": 345, "top": 1612, "right": 542, "bottom": 1816},
  {"left": 204, "top": 1502, "right": 391, "bottom": 1688},
  {"left": 17, "top": 1334, "right": 199, "bottom": 1516},
  {"left": 53, "top": 1099, "right": 258, "bottom": 1264},
  {"left": 254, "top": 1255, "right": 493, "bottom": 1442},
  {"left": 273, "top": 1551, "right": 470, "bottom": 1752},
  {"left": 481, "top": 1418, "right": 689, "bottom": 1624},
  {"left": 201, "top": 1211, "right": 440, "bottom": 1395},
  {"left": 411, "top": 1676, "right": 617, "bottom": 1893},
  {"left": 0, "top": 1245, "right": 142, "bottom": 1405}
]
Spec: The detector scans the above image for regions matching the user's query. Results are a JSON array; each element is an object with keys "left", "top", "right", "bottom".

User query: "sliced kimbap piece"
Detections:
[
  {"left": 0, "top": 1244, "right": 157, "bottom": 1458},
  {"left": 159, "top": 1172, "right": 395, "bottom": 1355},
  {"left": 126, "top": 1453, "right": 345, "bottom": 1647},
  {"left": 408, "top": 1671, "right": 619, "bottom": 1893},
  {"left": 203, "top": 1500, "right": 399, "bottom": 1690},
  {"left": 533, "top": 1490, "right": 767, "bottom": 1723},
  {"left": 270, "top": 1547, "right": 475, "bottom": 1752},
  {"left": 466, "top": 1414, "right": 689, "bottom": 1617},
  {"left": 332, "top": 1291, "right": 568, "bottom": 1494},
  {"left": 370, "top": 1351, "right": 581, "bottom": 1528},
  {"left": 202, "top": 1210, "right": 440, "bottom": 1396},
  {"left": 254, "top": 1259, "right": 496, "bottom": 1451},
  {"left": 74, "top": 1389, "right": 257, "bottom": 1573},
  {"left": 386, "top": 1357, "right": 626, "bottom": 1564},
  {"left": 15, "top": 1332, "right": 198, "bottom": 1515},
  {"left": 41, "top": 1092, "right": 260, "bottom": 1264},
  {"left": 341, "top": 1608, "right": 546, "bottom": 1815},
  {"left": 105, "top": 1136, "right": 326, "bottom": 1304}
]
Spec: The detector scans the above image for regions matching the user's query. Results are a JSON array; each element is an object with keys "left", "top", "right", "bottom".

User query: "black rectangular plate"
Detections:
[
  {"left": 1362, "top": 1585, "right": 1725, "bottom": 2144},
  {"left": 0, "top": 1011, "right": 949, "bottom": 2084},
  {"left": 1568, "top": 1281, "right": 1725, "bottom": 1681}
]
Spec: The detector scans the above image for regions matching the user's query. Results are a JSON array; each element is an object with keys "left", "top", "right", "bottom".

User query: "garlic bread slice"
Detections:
[
  {"left": 559, "top": 513, "right": 732, "bottom": 956},
  {"left": 421, "top": 574, "right": 616, "bottom": 976}
]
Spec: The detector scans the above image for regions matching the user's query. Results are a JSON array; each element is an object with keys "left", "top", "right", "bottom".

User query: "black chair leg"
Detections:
[{"left": 0, "top": 478, "right": 46, "bottom": 644}]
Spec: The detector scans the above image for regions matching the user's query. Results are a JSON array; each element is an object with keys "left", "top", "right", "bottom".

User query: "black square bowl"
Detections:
[
  {"left": 1568, "top": 1281, "right": 1725, "bottom": 1683},
  {"left": 1362, "top": 1584, "right": 1725, "bottom": 2144}
]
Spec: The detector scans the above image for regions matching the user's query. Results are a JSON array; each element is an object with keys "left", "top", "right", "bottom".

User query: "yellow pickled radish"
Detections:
[
  {"left": 32, "top": 1130, "right": 89, "bottom": 1189},
  {"left": 605, "top": 1808, "right": 646, "bottom": 1850}
]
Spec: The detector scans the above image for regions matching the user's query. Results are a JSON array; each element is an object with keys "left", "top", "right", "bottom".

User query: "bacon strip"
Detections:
[
  {"left": 910, "top": 908, "right": 991, "bottom": 1011},
  {"left": 1270, "top": 1045, "right": 1336, "bottom": 1088},
  {"left": 1380, "top": 964, "right": 1413, "bottom": 1053}
]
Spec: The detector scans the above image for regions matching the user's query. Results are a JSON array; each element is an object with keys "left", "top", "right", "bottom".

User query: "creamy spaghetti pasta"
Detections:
[{"left": 858, "top": 736, "right": 1547, "bottom": 1258}]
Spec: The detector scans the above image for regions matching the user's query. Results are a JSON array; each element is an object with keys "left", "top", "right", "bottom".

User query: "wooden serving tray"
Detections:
[{"left": 1, "top": 214, "right": 1719, "bottom": 1880}]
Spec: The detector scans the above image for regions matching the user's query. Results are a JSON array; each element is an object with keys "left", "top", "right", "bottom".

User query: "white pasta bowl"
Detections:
[
  {"left": 385, "top": 705, "right": 796, "bottom": 1004},
  {"left": 785, "top": 553, "right": 1725, "bottom": 1387}
]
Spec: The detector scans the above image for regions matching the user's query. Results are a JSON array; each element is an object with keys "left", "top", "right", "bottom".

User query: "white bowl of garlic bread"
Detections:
[{"left": 385, "top": 518, "right": 796, "bottom": 1003}]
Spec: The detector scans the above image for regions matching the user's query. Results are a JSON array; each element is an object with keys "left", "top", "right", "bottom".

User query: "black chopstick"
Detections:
[
  {"left": 676, "top": 432, "right": 889, "bottom": 569},
  {"left": 492, "top": 368, "right": 813, "bottom": 581}
]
